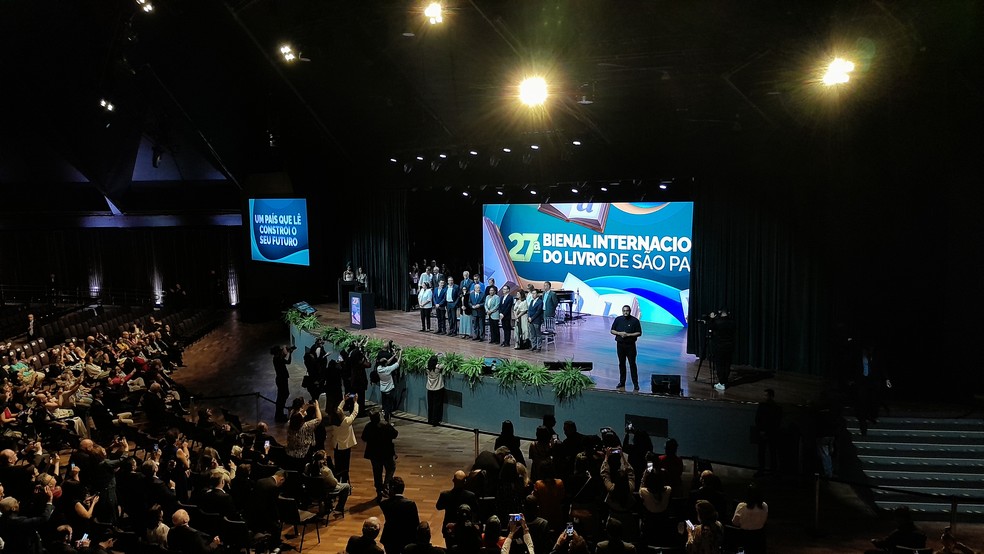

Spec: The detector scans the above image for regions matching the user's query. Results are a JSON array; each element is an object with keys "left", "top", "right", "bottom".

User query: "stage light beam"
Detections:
[
  {"left": 822, "top": 57, "right": 855, "bottom": 86},
  {"left": 425, "top": 3, "right": 443, "bottom": 25},
  {"left": 519, "top": 76, "right": 548, "bottom": 107}
]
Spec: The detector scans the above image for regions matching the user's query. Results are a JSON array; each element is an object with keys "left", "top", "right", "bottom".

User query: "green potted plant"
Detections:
[
  {"left": 551, "top": 359, "right": 594, "bottom": 401},
  {"left": 519, "top": 361, "right": 551, "bottom": 388},
  {"left": 400, "top": 346, "right": 436, "bottom": 376},
  {"left": 492, "top": 359, "right": 525, "bottom": 391},
  {"left": 457, "top": 356, "right": 485, "bottom": 390},
  {"left": 438, "top": 352, "right": 464, "bottom": 375}
]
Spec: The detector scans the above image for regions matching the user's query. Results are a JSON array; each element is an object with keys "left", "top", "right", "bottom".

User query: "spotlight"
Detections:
[
  {"left": 279, "top": 44, "right": 309, "bottom": 62},
  {"left": 424, "top": 3, "right": 443, "bottom": 24},
  {"left": 571, "top": 187, "right": 579, "bottom": 193},
  {"left": 99, "top": 99, "right": 115, "bottom": 112},
  {"left": 530, "top": 190, "right": 537, "bottom": 195},
  {"left": 416, "top": 155, "right": 424, "bottom": 161},
  {"left": 572, "top": 140, "right": 582, "bottom": 146},
  {"left": 439, "top": 153, "right": 447, "bottom": 159},
  {"left": 518, "top": 76, "right": 548, "bottom": 107},
  {"left": 502, "top": 147, "right": 511, "bottom": 153},
  {"left": 600, "top": 186, "right": 608, "bottom": 192},
  {"left": 389, "top": 158, "right": 398, "bottom": 163},
  {"left": 530, "top": 144, "right": 540, "bottom": 150},
  {"left": 497, "top": 190, "right": 504, "bottom": 196},
  {"left": 659, "top": 183, "right": 667, "bottom": 190},
  {"left": 469, "top": 150, "right": 478, "bottom": 156},
  {"left": 462, "top": 191, "right": 469, "bottom": 197},
  {"left": 822, "top": 57, "right": 855, "bottom": 86},
  {"left": 135, "top": 0, "right": 154, "bottom": 12}
]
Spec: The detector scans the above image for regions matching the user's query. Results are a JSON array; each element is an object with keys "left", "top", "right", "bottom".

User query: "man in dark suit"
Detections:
[
  {"left": 468, "top": 283, "right": 485, "bottom": 341},
  {"left": 435, "top": 470, "right": 477, "bottom": 540},
  {"left": 445, "top": 277, "right": 461, "bottom": 337},
  {"left": 198, "top": 473, "right": 241, "bottom": 520},
  {"left": 168, "top": 509, "right": 221, "bottom": 553},
  {"left": 542, "top": 281, "right": 558, "bottom": 332},
  {"left": 851, "top": 343, "right": 891, "bottom": 436},
  {"left": 136, "top": 459, "right": 177, "bottom": 528},
  {"left": 499, "top": 285, "right": 515, "bottom": 347},
  {"left": 248, "top": 469, "right": 285, "bottom": 542},
  {"left": 380, "top": 476, "right": 420, "bottom": 554},
  {"left": 434, "top": 279, "right": 449, "bottom": 335},
  {"left": 527, "top": 289, "right": 545, "bottom": 352}
]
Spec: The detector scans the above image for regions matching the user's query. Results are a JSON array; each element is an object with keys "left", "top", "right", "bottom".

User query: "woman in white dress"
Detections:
[{"left": 513, "top": 290, "right": 529, "bottom": 350}]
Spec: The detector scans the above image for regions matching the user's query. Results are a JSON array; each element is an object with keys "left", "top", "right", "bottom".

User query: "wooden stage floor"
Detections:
[{"left": 312, "top": 302, "right": 826, "bottom": 406}]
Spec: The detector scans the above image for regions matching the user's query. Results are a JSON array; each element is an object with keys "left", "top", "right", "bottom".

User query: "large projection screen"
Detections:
[
  {"left": 482, "top": 202, "right": 693, "bottom": 326},
  {"left": 249, "top": 198, "right": 310, "bottom": 266}
]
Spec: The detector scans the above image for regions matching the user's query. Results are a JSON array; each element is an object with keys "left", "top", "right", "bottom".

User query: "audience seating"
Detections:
[{"left": 277, "top": 496, "right": 323, "bottom": 552}]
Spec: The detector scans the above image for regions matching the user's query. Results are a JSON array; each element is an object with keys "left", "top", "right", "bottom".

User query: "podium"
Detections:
[
  {"left": 338, "top": 279, "right": 359, "bottom": 312},
  {"left": 349, "top": 291, "right": 376, "bottom": 330}
]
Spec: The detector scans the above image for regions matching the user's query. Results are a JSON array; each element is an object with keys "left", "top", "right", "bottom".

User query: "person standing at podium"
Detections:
[{"left": 343, "top": 263, "right": 355, "bottom": 282}]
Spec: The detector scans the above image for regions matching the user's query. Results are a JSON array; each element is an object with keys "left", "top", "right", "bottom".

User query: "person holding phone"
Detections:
[
  {"left": 501, "top": 513, "right": 535, "bottom": 554},
  {"left": 684, "top": 499, "right": 723, "bottom": 554},
  {"left": 375, "top": 347, "right": 402, "bottom": 422}
]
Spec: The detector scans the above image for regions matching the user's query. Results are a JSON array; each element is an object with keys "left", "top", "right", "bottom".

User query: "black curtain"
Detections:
[
  {"left": 687, "top": 181, "right": 830, "bottom": 376},
  {"left": 341, "top": 189, "right": 409, "bottom": 311},
  {"left": 0, "top": 226, "right": 241, "bottom": 305}
]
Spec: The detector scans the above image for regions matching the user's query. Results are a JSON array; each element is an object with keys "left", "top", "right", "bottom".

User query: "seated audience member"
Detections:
[
  {"left": 867, "top": 506, "right": 926, "bottom": 553},
  {"left": 304, "top": 449, "right": 352, "bottom": 516},
  {"left": 0, "top": 484, "right": 55, "bottom": 553},
  {"left": 596, "top": 516, "right": 638, "bottom": 553},
  {"left": 145, "top": 506, "right": 170, "bottom": 547},
  {"left": 347, "top": 516, "right": 385, "bottom": 554},
  {"left": 168, "top": 508, "right": 222, "bottom": 553},
  {"left": 688, "top": 469, "right": 729, "bottom": 524},
  {"left": 732, "top": 483, "right": 768, "bottom": 530},
  {"left": 548, "top": 529, "right": 592, "bottom": 554},
  {"left": 445, "top": 504, "right": 482, "bottom": 553},
  {"left": 404, "top": 521, "right": 447, "bottom": 554},
  {"left": 478, "top": 515, "right": 502, "bottom": 554},
  {"left": 685, "top": 499, "right": 724, "bottom": 554}
]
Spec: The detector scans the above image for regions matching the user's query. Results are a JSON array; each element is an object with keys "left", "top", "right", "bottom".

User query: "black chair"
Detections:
[
  {"left": 197, "top": 510, "right": 224, "bottom": 538},
  {"left": 221, "top": 517, "right": 259, "bottom": 554},
  {"left": 300, "top": 474, "right": 339, "bottom": 514},
  {"left": 277, "top": 496, "right": 322, "bottom": 552}
]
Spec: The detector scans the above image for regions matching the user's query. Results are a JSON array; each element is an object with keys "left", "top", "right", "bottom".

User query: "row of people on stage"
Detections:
[
  {"left": 341, "top": 263, "right": 369, "bottom": 290},
  {"left": 415, "top": 272, "right": 560, "bottom": 352}
]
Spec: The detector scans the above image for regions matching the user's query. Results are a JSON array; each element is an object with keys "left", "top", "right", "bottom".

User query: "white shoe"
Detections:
[{"left": 713, "top": 383, "right": 726, "bottom": 391}]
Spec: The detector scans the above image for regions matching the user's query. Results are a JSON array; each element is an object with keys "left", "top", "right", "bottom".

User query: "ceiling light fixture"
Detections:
[
  {"left": 530, "top": 144, "right": 540, "bottom": 150},
  {"left": 497, "top": 190, "right": 504, "bottom": 196},
  {"left": 99, "top": 99, "right": 115, "bottom": 112},
  {"left": 822, "top": 57, "right": 855, "bottom": 86},
  {"left": 600, "top": 186, "right": 608, "bottom": 192},
  {"left": 438, "top": 153, "right": 447, "bottom": 159},
  {"left": 530, "top": 190, "right": 537, "bottom": 195},
  {"left": 424, "top": 3, "right": 443, "bottom": 25},
  {"left": 572, "top": 140, "right": 582, "bottom": 146},
  {"left": 135, "top": 0, "right": 154, "bottom": 12},
  {"left": 571, "top": 187, "right": 579, "bottom": 194},
  {"left": 518, "top": 76, "right": 548, "bottom": 107},
  {"left": 502, "top": 147, "right": 511, "bottom": 153}
]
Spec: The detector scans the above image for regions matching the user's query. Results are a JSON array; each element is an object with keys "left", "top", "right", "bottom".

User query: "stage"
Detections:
[{"left": 311, "top": 302, "right": 825, "bottom": 407}]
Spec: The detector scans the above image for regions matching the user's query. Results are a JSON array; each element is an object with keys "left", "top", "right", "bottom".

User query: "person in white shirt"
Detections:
[
  {"left": 425, "top": 355, "right": 445, "bottom": 426},
  {"left": 417, "top": 282, "right": 434, "bottom": 332},
  {"left": 376, "top": 348, "right": 402, "bottom": 422},
  {"left": 731, "top": 483, "right": 768, "bottom": 530}
]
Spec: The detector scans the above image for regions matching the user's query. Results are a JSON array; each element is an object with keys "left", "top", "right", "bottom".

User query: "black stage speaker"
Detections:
[
  {"left": 651, "top": 373, "right": 682, "bottom": 396},
  {"left": 544, "top": 361, "right": 593, "bottom": 371}
]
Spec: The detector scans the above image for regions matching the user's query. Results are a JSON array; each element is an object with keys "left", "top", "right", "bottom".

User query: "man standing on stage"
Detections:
[
  {"left": 610, "top": 305, "right": 642, "bottom": 390},
  {"left": 527, "top": 289, "right": 544, "bottom": 352},
  {"left": 499, "top": 285, "right": 514, "bottom": 347},
  {"left": 445, "top": 277, "right": 461, "bottom": 337},
  {"left": 434, "top": 279, "right": 448, "bottom": 335},
  {"left": 542, "top": 281, "right": 558, "bottom": 333}
]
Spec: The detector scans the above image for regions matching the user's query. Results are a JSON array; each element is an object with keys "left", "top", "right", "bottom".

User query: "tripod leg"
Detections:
[{"left": 695, "top": 357, "right": 703, "bottom": 381}]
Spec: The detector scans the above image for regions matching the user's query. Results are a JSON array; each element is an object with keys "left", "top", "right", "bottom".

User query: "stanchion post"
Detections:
[
  {"left": 474, "top": 429, "right": 480, "bottom": 460},
  {"left": 814, "top": 473, "right": 821, "bottom": 532},
  {"left": 950, "top": 497, "right": 958, "bottom": 534}
]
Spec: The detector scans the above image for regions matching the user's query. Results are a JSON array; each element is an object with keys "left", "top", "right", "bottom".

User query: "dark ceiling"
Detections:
[{"left": 0, "top": 0, "right": 980, "bottom": 210}]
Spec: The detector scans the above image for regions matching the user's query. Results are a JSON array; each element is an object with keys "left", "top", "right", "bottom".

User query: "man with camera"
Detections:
[
  {"left": 272, "top": 344, "right": 297, "bottom": 422},
  {"left": 375, "top": 343, "right": 402, "bottom": 422}
]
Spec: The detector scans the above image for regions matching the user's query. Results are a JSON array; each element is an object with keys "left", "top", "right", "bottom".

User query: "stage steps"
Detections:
[{"left": 846, "top": 416, "right": 984, "bottom": 521}]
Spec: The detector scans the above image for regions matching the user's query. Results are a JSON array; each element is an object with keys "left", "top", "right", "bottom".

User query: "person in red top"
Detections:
[{"left": 657, "top": 438, "right": 684, "bottom": 494}]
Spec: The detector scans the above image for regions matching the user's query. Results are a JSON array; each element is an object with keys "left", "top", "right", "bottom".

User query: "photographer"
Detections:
[
  {"left": 271, "top": 344, "right": 296, "bottom": 422},
  {"left": 375, "top": 344, "right": 402, "bottom": 422},
  {"left": 708, "top": 310, "right": 735, "bottom": 392}
]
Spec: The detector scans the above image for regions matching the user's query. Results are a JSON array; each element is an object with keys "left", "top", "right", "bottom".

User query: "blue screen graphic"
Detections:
[
  {"left": 249, "top": 198, "right": 310, "bottom": 266},
  {"left": 483, "top": 202, "right": 693, "bottom": 326}
]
